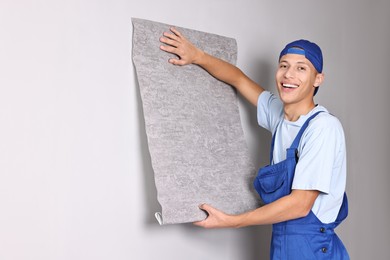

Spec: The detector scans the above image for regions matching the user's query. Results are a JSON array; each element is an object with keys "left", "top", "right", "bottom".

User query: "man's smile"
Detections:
[{"left": 282, "top": 83, "right": 299, "bottom": 89}]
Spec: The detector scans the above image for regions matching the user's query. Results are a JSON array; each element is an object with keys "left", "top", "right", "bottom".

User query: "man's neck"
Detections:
[{"left": 283, "top": 102, "right": 316, "bottom": 122}]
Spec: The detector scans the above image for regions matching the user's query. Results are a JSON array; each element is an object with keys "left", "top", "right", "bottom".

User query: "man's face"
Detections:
[{"left": 275, "top": 53, "right": 323, "bottom": 107}]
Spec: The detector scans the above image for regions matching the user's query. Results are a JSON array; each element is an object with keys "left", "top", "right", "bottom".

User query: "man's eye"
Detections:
[{"left": 298, "top": 66, "right": 306, "bottom": 71}]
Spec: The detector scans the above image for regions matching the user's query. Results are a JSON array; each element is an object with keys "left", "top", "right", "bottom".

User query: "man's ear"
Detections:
[{"left": 314, "top": 73, "right": 324, "bottom": 87}]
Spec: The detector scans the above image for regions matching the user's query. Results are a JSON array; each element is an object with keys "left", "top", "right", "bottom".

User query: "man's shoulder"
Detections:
[
  {"left": 311, "top": 106, "right": 343, "bottom": 129},
  {"left": 302, "top": 107, "right": 346, "bottom": 143}
]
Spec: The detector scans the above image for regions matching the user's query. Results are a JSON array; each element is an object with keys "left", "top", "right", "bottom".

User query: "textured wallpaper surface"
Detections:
[{"left": 132, "top": 18, "right": 260, "bottom": 224}]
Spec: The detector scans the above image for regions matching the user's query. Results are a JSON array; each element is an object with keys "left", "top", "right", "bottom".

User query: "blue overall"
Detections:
[{"left": 253, "top": 111, "right": 350, "bottom": 259}]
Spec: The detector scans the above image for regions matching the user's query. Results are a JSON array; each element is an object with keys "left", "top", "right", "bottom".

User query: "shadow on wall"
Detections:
[
  {"left": 235, "top": 59, "right": 274, "bottom": 259},
  {"left": 239, "top": 58, "right": 274, "bottom": 169},
  {"left": 134, "top": 70, "right": 162, "bottom": 224}
]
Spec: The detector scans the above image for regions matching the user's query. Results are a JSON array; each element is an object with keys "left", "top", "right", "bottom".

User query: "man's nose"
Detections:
[{"left": 284, "top": 67, "right": 295, "bottom": 78}]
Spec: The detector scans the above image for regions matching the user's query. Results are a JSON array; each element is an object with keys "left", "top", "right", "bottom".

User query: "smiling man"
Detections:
[{"left": 160, "top": 29, "right": 349, "bottom": 259}]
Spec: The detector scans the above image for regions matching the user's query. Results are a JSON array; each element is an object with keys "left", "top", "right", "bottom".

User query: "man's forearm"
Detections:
[
  {"left": 233, "top": 189, "right": 320, "bottom": 228},
  {"left": 195, "top": 52, "right": 264, "bottom": 106}
]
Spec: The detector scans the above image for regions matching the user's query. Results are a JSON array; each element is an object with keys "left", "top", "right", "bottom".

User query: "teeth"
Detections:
[{"left": 283, "top": 83, "right": 299, "bottom": 88}]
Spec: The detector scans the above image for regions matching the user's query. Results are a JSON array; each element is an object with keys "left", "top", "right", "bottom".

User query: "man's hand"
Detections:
[
  {"left": 160, "top": 27, "right": 204, "bottom": 66},
  {"left": 193, "top": 204, "right": 238, "bottom": 229}
]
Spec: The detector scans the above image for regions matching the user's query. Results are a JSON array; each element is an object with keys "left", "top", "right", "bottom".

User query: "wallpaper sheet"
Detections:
[{"left": 132, "top": 18, "right": 260, "bottom": 224}]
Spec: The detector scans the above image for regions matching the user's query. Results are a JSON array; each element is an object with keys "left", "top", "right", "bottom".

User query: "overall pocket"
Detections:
[{"left": 253, "top": 162, "right": 289, "bottom": 204}]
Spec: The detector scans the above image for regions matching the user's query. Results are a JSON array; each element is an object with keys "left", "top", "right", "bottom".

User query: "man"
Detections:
[{"left": 160, "top": 27, "right": 349, "bottom": 259}]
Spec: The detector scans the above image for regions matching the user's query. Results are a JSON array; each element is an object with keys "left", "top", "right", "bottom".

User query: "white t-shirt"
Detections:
[{"left": 257, "top": 91, "right": 347, "bottom": 223}]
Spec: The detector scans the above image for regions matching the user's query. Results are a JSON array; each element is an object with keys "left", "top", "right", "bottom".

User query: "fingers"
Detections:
[
  {"left": 160, "top": 27, "right": 181, "bottom": 47},
  {"left": 168, "top": 58, "right": 186, "bottom": 66},
  {"left": 159, "top": 29, "right": 181, "bottom": 63},
  {"left": 159, "top": 44, "right": 181, "bottom": 65},
  {"left": 199, "top": 203, "right": 212, "bottom": 212},
  {"left": 193, "top": 204, "right": 210, "bottom": 228},
  {"left": 169, "top": 27, "right": 181, "bottom": 37},
  {"left": 160, "top": 33, "right": 179, "bottom": 47},
  {"left": 194, "top": 204, "right": 237, "bottom": 229},
  {"left": 159, "top": 27, "right": 197, "bottom": 66},
  {"left": 165, "top": 27, "right": 182, "bottom": 41},
  {"left": 193, "top": 203, "right": 223, "bottom": 229},
  {"left": 160, "top": 55, "right": 184, "bottom": 66},
  {"left": 159, "top": 44, "right": 176, "bottom": 54},
  {"left": 193, "top": 220, "right": 206, "bottom": 227}
]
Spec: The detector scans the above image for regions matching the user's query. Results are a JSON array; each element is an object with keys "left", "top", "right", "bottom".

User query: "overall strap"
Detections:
[
  {"left": 269, "top": 130, "right": 277, "bottom": 164},
  {"left": 289, "top": 111, "right": 324, "bottom": 150},
  {"left": 269, "top": 111, "right": 324, "bottom": 164}
]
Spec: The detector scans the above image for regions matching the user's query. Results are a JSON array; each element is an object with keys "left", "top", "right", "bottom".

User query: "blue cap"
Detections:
[
  {"left": 279, "top": 39, "right": 323, "bottom": 73},
  {"left": 279, "top": 39, "right": 323, "bottom": 95}
]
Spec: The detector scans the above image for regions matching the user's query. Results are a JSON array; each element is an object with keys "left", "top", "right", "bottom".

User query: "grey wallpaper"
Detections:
[{"left": 132, "top": 18, "right": 261, "bottom": 224}]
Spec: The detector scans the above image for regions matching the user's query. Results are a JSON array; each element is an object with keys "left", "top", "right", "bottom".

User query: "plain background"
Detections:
[{"left": 0, "top": 0, "right": 389, "bottom": 259}]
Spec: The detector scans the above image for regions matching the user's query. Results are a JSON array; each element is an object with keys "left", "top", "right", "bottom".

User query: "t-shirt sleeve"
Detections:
[
  {"left": 257, "top": 91, "right": 283, "bottom": 133},
  {"left": 292, "top": 115, "right": 343, "bottom": 194}
]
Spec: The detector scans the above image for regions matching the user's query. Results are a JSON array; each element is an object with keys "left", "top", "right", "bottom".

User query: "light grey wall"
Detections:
[{"left": 0, "top": 0, "right": 389, "bottom": 259}]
